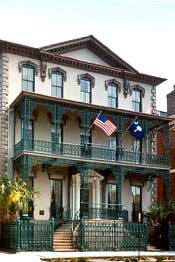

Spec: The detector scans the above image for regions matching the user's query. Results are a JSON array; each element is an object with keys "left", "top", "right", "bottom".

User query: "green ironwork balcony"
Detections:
[{"left": 14, "top": 139, "right": 168, "bottom": 167}]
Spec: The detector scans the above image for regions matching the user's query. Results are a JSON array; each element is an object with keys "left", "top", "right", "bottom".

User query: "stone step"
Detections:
[
  {"left": 54, "top": 236, "right": 72, "bottom": 241},
  {"left": 54, "top": 240, "right": 73, "bottom": 244},
  {"left": 53, "top": 221, "right": 74, "bottom": 251},
  {"left": 54, "top": 245, "right": 73, "bottom": 249},
  {"left": 55, "top": 228, "right": 72, "bottom": 231},
  {"left": 54, "top": 248, "right": 76, "bottom": 252}
]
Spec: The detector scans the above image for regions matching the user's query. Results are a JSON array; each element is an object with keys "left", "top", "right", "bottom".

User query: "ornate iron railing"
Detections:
[
  {"left": 54, "top": 207, "right": 71, "bottom": 228},
  {"left": 14, "top": 139, "right": 168, "bottom": 167},
  {"left": 72, "top": 209, "right": 81, "bottom": 249},
  {"left": 168, "top": 222, "right": 175, "bottom": 250},
  {"left": 80, "top": 221, "right": 147, "bottom": 251},
  {"left": 80, "top": 202, "right": 128, "bottom": 222},
  {"left": 1, "top": 218, "right": 55, "bottom": 251}
]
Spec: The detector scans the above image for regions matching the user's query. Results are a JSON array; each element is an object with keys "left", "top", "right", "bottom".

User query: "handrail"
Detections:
[
  {"left": 14, "top": 139, "right": 168, "bottom": 167},
  {"left": 71, "top": 209, "right": 81, "bottom": 249},
  {"left": 81, "top": 202, "right": 123, "bottom": 207},
  {"left": 54, "top": 207, "right": 71, "bottom": 228}
]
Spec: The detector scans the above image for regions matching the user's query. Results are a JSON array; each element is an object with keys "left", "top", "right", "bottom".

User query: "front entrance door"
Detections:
[{"left": 50, "top": 179, "right": 63, "bottom": 220}]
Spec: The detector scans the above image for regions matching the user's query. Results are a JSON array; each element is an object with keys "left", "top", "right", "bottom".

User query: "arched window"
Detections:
[
  {"left": 80, "top": 77, "right": 91, "bottom": 103},
  {"left": 106, "top": 79, "right": 121, "bottom": 108},
  {"left": 132, "top": 88, "right": 142, "bottom": 112},
  {"left": 51, "top": 72, "right": 63, "bottom": 98},
  {"left": 108, "top": 82, "right": 118, "bottom": 108},
  {"left": 18, "top": 60, "right": 38, "bottom": 92},
  {"left": 48, "top": 67, "right": 66, "bottom": 98},
  {"left": 78, "top": 73, "right": 95, "bottom": 104}
]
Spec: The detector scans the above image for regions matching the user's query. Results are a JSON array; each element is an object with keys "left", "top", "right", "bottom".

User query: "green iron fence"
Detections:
[
  {"left": 14, "top": 139, "right": 168, "bottom": 167},
  {"left": 79, "top": 221, "right": 147, "bottom": 251},
  {"left": 1, "top": 218, "right": 55, "bottom": 251},
  {"left": 168, "top": 222, "right": 175, "bottom": 250}
]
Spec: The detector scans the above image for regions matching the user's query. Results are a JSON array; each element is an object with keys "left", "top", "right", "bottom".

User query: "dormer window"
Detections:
[{"left": 22, "top": 65, "right": 35, "bottom": 92}]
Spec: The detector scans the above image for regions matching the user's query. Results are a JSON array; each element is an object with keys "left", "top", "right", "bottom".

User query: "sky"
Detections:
[{"left": 0, "top": 0, "right": 175, "bottom": 112}]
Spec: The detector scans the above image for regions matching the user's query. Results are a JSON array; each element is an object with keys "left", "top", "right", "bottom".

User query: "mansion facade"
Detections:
[{"left": 0, "top": 35, "right": 170, "bottom": 251}]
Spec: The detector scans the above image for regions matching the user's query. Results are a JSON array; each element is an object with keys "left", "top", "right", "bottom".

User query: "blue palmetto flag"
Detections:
[{"left": 128, "top": 118, "right": 145, "bottom": 140}]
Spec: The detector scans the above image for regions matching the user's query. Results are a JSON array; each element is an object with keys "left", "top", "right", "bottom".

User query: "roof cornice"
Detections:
[{"left": 0, "top": 39, "right": 166, "bottom": 86}]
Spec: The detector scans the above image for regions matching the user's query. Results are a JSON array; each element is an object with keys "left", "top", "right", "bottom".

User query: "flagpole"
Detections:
[
  {"left": 118, "top": 116, "right": 137, "bottom": 146},
  {"left": 86, "top": 110, "right": 102, "bottom": 136}
]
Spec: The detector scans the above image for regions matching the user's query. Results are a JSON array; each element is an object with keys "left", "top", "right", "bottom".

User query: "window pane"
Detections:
[
  {"left": 22, "top": 66, "right": 34, "bottom": 91},
  {"left": 28, "top": 68, "right": 34, "bottom": 81},
  {"left": 52, "top": 73, "right": 57, "bottom": 86},
  {"left": 52, "top": 86, "right": 57, "bottom": 97},
  {"left": 108, "top": 136, "right": 116, "bottom": 149},
  {"left": 56, "top": 87, "right": 62, "bottom": 98},
  {"left": 22, "top": 67, "right": 28, "bottom": 80},
  {"left": 108, "top": 85, "right": 116, "bottom": 97},
  {"left": 27, "top": 81, "right": 33, "bottom": 92},
  {"left": 80, "top": 79, "right": 91, "bottom": 103},
  {"left": 108, "top": 97, "right": 116, "bottom": 108},
  {"left": 135, "top": 103, "right": 140, "bottom": 112},
  {"left": 56, "top": 74, "right": 62, "bottom": 87},
  {"left": 51, "top": 73, "right": 63, "bottom": 98},
  {"left": 22, "top": 80, "right": 28, "bottom": 90},
  {"left": 132, "top": 89, "right": 141, "bottom": 112},
  {"left": 135, "top": 91, "right": 141, "bottom": 102},
  {"left": 108, "top": 184, "right": 117, "bottom": 206}
]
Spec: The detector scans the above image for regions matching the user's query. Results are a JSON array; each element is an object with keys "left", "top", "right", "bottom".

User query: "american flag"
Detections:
[{"left": 93, "top": 112, "right": 117, "bottom": 136}]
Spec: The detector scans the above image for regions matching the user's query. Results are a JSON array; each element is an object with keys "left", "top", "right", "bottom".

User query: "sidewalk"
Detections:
[{"left": 1, "top": 251, "right": 175, "bottom": 262}]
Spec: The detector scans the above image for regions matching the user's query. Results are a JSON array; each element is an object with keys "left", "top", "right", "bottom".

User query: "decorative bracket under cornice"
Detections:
[
  {"left": 18, "top": 60, "right": 39, "bottom": 76},
  {"left": 40, "top": 61, "right": 47, "bottom": 82},
  {"left": 105, "top": 79, "right": 121, "bottom": 92},
  {"left": 48, "top": 67, "right": 67, "bottom": 81},
  {"left": 77, "top": 73, "right": 95, "bottom": 88},
  {"left": 123, "top": 78, "right": 131, "bottom": 98}
]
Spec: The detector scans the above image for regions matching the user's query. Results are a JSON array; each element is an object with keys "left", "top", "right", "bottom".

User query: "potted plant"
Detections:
[
  {"left": 146, "top": 201, "right": 175, "bottom": 249},
  {"left": 0, "top": 176, "right": 37, "bottom": 221}
]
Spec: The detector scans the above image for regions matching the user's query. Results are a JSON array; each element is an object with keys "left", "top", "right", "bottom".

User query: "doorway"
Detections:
[
  {"left": 50, "top": 179, "right": 63, "bottom": 219},
  {"left": 132, "top": 185, "right": 142, "bottom": 222}
]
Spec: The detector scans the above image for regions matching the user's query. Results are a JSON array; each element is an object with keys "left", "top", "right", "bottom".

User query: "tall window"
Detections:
[
  {"left": 21, "top": 119, "right": 34, "bottom": 140},
  {"left": 22, "top": 65, "right": 35, "bottom": 92},
  {"left": 108, "top": 135, "right": 116, "bottom": 149},
  {"left": 80, "top": 78, "right": 91, "bottom": 103},
  {"left": 132, "top": 185, "right": 142, "bottom": 222},
  {"left": 132, "top": 89, "right": 142, "bottom": 112},
  {"left": 51, "top": 72, "right": 63, "bottom": 98},
  {"left": 108, "top": 83, "right": 118, "bottom": 108},
  {"left": 107, "top": 184, "right": 117, "bottom": 208}
]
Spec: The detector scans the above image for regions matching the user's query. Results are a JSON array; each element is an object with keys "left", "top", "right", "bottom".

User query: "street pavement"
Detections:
[{"left": 1, "top": 251, "right": 175, "bottom": 262}]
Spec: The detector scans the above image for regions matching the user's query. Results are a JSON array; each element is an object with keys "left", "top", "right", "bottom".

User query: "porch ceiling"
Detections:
[{"left": 11, "top": 91, "right": 172, "bottom": 124}]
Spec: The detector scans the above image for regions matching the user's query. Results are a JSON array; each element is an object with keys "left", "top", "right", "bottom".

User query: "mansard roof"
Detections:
[
  {"left": 0, "top": 37, "right": 166, "bottom": 86},
  {"left": 40, "top": 35, "right": 138, "bottom": 73}
]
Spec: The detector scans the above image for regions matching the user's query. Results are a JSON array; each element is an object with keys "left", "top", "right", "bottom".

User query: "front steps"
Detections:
[{"left": 53, "top": 221, "right": 76, "bottom": 252}]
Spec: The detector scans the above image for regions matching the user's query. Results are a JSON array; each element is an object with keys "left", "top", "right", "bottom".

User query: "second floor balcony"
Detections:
[
  {"left": 14, "top": 139, "right": 168, "bottom": 168},
  {"left": 12, "top": 92, "right": 170, "bottom": 169}
]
